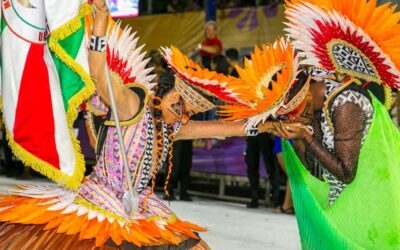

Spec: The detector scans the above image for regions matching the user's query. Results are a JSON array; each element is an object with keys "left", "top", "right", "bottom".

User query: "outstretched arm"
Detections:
[
  {"left": 89, "top": 0, "right": 140, "bottom": 121},
  {"left": 200, "top": 44, "right": 220, "bottom": 55},
  {"left": 174, "top": 120, "right": 276, "bottom": 140}
]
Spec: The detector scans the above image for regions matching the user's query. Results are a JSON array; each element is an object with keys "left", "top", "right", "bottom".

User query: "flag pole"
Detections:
[{"left": 104, "top": 63, "right": 138, "bottom": 214}]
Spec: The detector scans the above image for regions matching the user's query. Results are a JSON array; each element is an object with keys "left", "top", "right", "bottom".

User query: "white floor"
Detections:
[{"left": 0, "top": 176, "right": 301, "bottom": 250}]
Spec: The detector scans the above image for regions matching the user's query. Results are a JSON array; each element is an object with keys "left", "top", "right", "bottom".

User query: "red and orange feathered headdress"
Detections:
[
  {"left": 106, "top": 21, "right": 156, "bottom": 90},
  {"left": 285, "top": 0, "right": 400, "bottom": 89},
  {"left": 219, "top": 38, "right": 308, "bottom": 128},
  {"left": 160, "top": 46, "right": 249, "bottom": 114}
]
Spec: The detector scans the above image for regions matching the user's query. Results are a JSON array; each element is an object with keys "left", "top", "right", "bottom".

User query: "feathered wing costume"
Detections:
[
  {"left": 0, "top": 18, "right": 213, "bottom": 249},
  {"left": 283, "top": 0, "right": 400, "bottom": 248}
]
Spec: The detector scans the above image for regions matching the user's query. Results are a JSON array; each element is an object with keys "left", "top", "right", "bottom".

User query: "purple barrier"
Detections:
[{"left": 192, "top": 137, "right": 267, "bottom": 177}]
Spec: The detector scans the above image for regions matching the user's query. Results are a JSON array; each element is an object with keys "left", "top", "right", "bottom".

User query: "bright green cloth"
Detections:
[{"left": 283, "top": 96, "right": 400, "bottom": 249}]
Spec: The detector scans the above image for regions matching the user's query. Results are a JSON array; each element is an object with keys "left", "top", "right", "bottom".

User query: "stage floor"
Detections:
[{"left": 0, "top": 176, "right": 300, "bottom": 250}]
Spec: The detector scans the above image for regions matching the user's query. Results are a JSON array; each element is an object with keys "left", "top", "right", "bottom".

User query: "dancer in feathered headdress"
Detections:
[
  {"left": 285, "top": 0, "right": 398, "bottom": 107},
  {"left": 0, "top": 1, "right": 280, "bottom": 249},
  {"left": 270, "top": 0, "right": 400, "bottom": 249},
  {"left": 216, "top": 38, "right": 311, "bottom": 130}
]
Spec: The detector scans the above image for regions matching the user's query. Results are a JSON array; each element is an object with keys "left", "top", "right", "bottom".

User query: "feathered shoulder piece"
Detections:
[
  {"left": 219, "top": 38, "right": 305, "bottom": 128},
  {"left": 285, "top": 0, "right": 400, "bottom": 89},
  {"left": 106, "top": 21, "right": 156, "bottom": 91},
  {"left": 84, "top": 19, "right": 156, "bottom": 116},
  {"left": 160, "top": 46, "right": 248, "bottom": 105}
]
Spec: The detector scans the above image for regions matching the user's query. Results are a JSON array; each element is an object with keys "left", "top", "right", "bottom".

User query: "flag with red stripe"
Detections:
[{"left": 1, "top": 0, "right": 94, "bottom": 190}]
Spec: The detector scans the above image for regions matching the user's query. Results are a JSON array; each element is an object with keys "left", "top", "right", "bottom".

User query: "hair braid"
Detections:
[
  {"left": 144, "top": 81, "right": 174, "bottom": 208},
  {"left": 163, "top": 126, "right": 174, "bottom": 197}
]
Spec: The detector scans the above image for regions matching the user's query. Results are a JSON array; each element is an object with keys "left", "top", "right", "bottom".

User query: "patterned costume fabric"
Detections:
[
  {"left": 0, "top": 95, "right": 208, "bottom": 249},
  {"left": 78, "top": 104, "right": 172, "bottom": 220}
]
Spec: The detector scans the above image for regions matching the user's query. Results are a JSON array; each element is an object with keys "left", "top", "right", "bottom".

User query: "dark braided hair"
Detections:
[
  {"left": 164, "top": 131, "right": 174, "bottom": 197},
  {"left": 145, "top": 70, "right": 176, "bottom": 206}
]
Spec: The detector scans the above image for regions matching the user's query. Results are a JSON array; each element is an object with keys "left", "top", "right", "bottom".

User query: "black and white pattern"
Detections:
[
  {"left": 331, "top": 44, "right": 376, "bottom": 77},
  {"left": 160, "top": 123, "right": 170, "bottom": 168},
  {"left": 138, "top": 109, "right": 154, "bottom": 192},
  {"left": 138, "top": 109, "right": 170, "bottom": 191},
  {"left": 305, "top": 67, "right": 334, "bottom": 80},
  {"left": 246, "top": 124, "right": 259, "bottom": 136},
  {"left": 319, "top": 80, "right": 374, "bottom": 205},
  {"left": 89, "top": 35, "right": 107, "bottom": 52}
]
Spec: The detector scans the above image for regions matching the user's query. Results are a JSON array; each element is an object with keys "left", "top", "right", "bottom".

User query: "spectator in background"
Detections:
[
  {"left": 197, "top": 21, "right": 223, "bottom": 69},
  {"left": 211, "top": 55, "right": 229, "bottom": 75},
  {"left": 209, "top": 55, "right": 229, "bottom": 119},
  {"left": 225, "top": 48, "right": 240, "bottom": 77},
  {"left": 245, "top": 131, "right": 279, "bottom": 208}
]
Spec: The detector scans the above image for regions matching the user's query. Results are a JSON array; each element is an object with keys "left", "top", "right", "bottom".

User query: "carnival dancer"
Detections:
[
  {"left": 0, "top": 0, "right": 279, "bottom": 248},
  {"left": 268, "top": 0, "right": 400, "bottom": 248}
]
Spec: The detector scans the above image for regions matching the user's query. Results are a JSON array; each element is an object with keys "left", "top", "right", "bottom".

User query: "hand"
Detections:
[
  {"left": 92, "top": 0, "right": 108, "bottom": 13},
  {"left": 274, "top": 122, "right": 313, "bottom": 140}
]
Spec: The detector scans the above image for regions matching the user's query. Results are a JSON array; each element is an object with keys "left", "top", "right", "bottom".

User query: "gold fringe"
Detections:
[
  {"left": 148, "top": 214, "right": 178, "bottom": 224},
  {"left": 5, "top": 128, "right": 85, "bottom": 190},
  {"left": 383, "top": 85, "right": 393, "bottom": 110},
  {"left": 74, "top": 196, "right": 128, "bottom": 223},
  {"left": 74, "top": 196, "right": 177, "bottom": 224},
  {"left": 48, "top": 3, "right": 95, "bottom": 127}
]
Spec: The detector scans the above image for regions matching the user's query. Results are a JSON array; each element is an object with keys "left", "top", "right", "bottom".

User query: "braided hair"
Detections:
[{"left": 146, "top": 70, "right": 176, "bottom": 204}]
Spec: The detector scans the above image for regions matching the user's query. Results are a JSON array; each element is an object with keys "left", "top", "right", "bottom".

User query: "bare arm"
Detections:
[
  {"left": 89, "top": 1, "right": 140, "bottom": 121},
  {"left": 174, "top": 120, "right": 276, "bottom": 141}
]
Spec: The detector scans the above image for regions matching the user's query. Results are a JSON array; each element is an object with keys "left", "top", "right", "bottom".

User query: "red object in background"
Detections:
[{"left": 200, "top": 37, "right": 223, "bottom": 57}]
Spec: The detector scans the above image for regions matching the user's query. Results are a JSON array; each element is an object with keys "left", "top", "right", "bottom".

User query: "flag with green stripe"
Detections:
[{"left": 1, "top": 0, "right": 94, "bottom": 190}]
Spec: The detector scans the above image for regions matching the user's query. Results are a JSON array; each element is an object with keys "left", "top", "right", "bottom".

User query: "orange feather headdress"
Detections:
[
  {"left": 285, "top": 0, "right": 400, "bottom": 89},
  {"left": 219, "top": 38, "right": 308, "bottom": 128}
]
